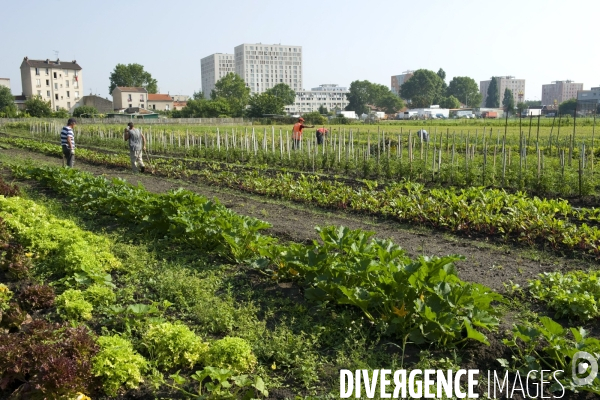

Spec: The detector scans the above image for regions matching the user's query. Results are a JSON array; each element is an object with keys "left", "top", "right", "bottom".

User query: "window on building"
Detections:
[
  {"left": 35, "top": 68, "right": 40, "bottom": 75},
  {"left": 37, "top": 90, "right": 41, "bottom": 95},
  {"left": 47, "top": 91, "right": 50, "bottom": 97},
  {"left": 128, "top": 94, "right": 132, "bottom": 102},
  {"left": 67, "top": 102, "right": 71, "bottom": 108},
  {"left": 66, "top": 91, "right": 70, "bottom": 98},
  {"left": 75, "top": 91, "right": 79, "bottom": 98},
  {"left": 53, "top": 72, "right": 57, "bottom": 79},
  {"left": 129, "top": 104, "right": 132, "bottom": 108},
  {"left": 54, "top": 83, "right": 58, "bottom": 90},
  {"left": 46, "top": 79, "right": 49, "bottom": 86},
  {"left": 55, "top": 94, "right": 59, "bottom": 100},
  {"left": 56, "top": 106, "right": 59, "bottom": 111},
  {"left": 140, "top": 104, "right": 144, "bottom": 109},
  {"left": 66, "top": 80, "right": 69, "bottom": 88},
  {"left": 140, "top": 94, "right": 144, "bottom": 101},
  {"left": 36, "top": 79, "right": 41, "bottom": 87},
  {"left": 64, "top": 69, "right": 68, "bottom": 76},
  {"left": 45, "top": 68, "right": 49, "bottom": 75}
]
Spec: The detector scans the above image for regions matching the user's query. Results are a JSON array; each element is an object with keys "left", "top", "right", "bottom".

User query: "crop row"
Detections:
[
  {"left": 6, "top": 136, "right": 600, "bottom": 260},
  {"left": 5, "top": 120, "right": 600, "bottom": 196}
]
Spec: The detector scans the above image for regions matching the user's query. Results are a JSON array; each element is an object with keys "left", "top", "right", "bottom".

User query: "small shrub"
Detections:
[
  {"left": 205, "top": 336, "right": 257, "bottom": 373},
  {"left": 56, "top": 289, "right": 93, "bottom": 322},
  {"left": 18, "top": 284, "right": 55, "bottom": 311},
  {"left": 142, "top": 321, "right": 208, "bottom": 369},
  {"left": 0, "top": 283, "right": 13, "bottom": 311},
  {"left": 83, "top": 284, "right": 116, "bottom": 308},
  {"left": 92, "top": 335, "right": 147, "bottom": 397},
  {"left": 0, "top": 320, "right": 99, "bottom": 398}
]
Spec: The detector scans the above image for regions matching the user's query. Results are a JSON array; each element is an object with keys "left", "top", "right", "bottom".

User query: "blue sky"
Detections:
[{"left": 1, "top": 0, "right": 598, "bottom": 101}]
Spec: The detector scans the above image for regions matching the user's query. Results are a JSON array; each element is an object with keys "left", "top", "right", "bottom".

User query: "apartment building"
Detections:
[
  {"left": 20, "top": 57, "right": 82, "bottom": 111},
  {"left": 284, "top": 84, "right": 349, "bottom": 115},
  {"left": 200, "top": 53, "right": 234, "bottom": 99},
  {"left": 111, "top": 87, "right": 148, "bottom": 110},
  {"left": 234, "top": 43, "right": 302, "bottom": 94},
  {"left": 391, "top": 71, "right": 414, "bottom": 96},
  {"left": 480, "top": 76, "right": 525, "bottom": 106},
  {"left": 541, "top": 80, "right": 583, "bottom": 106},
  {"left": 0, "top": 78, "right": 10, "bottom": 90}
]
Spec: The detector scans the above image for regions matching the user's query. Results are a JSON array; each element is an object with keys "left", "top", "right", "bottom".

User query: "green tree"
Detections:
[
  {"left": 439, "top": 96, "right": 461, "bottom": 109},
  {"left": 485, "top": 77, "right": 500, "bottom": 108},
  {"left": 211, "top": 73, "right": 250, "bottom": 117},
  {"left": 301, "top": 111, "right": 327, "bottom": 125},
  {"left": 265, "top": 83, "right": 296, "bottom": 105},
  {"left": 446, "top": 76, "right": 482, "bottom": 108},
  {"left": 0, "top": 86, "right": 15, "bottom": 113},
  {"left": 345, "top": 80, "right": 374, "bottom": 115},
  {"left": 437, "top": 68, "right": 448, "bottom": 91},
  {"left": 72, "top": 105, "right": 99, "bottom": 117},
  {"left": 180, "top": 98, "right": 231, "bottom": 118},
  {"left": 524, "top": 100, "right": 542, "bottom": 107},
  {"left": 345, "top": 80, "right": 404, "bottom": 115},
  {"left": 108, "top": 63, "right": 158, "bottom": 94},
  {"left": 53, "top": 108, "right": 70, "bottom": 118},
  {"left": 24, "top": 96, "right": 52, "bottom": 117},
  {"left": 502, "top": 88, "right": 515, "bottom": 115},
  {"left": 245, "top": 93, "right": 284, "bottom": 118},
  {"left": 559, "top": 98, "right": 577, "bottom": 116},
  {"left": 192, "top": 90, "right": 204, "bottom": 100},
  {"left": 318, "top": 105, "right": 328, "bottom": 115},
  {"left": 400, "top": 69, "right": 445, "bottom": 106},
  {"left": 516, "top": 102, "right": 528, "bottom": 115}
]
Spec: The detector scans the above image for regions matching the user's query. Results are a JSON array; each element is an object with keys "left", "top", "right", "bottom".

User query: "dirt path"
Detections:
[{"left": 3, "top": 147, "right": 592, "bottom": 293}]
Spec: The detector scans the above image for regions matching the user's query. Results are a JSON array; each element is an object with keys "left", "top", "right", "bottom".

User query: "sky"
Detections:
[{"left": 1, "top": 0, "right": 599, "bottom": 101}]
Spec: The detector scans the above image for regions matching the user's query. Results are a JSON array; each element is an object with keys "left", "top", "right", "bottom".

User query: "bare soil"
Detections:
[{"left": 3, "top": 147, "right": 593, "bottom": 296}]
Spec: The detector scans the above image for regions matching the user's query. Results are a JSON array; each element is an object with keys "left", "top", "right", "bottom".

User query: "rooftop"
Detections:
[
  {"left": 114, "top": 87, "right": 148, "bottom": 93},
  {"left": 148, "top": 94, "right": 173, "bottom": 101},
  {"left": 21, "top": 57, "right": 82, "bottom": 70}
]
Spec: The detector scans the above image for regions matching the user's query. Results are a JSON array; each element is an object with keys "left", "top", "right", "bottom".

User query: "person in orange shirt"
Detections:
[{"left": 291, "top": 117, "right": 315, "bottom": 150}]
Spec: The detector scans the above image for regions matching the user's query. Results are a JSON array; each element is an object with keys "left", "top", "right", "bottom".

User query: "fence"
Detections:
[{"left": 0, "top": 117, "right": 249, "bottom": 126}]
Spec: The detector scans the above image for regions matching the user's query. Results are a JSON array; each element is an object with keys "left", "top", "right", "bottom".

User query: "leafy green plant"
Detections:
[
  {"left": 262, "top": 226, "right": 503, "bottom": 346},
  {"left": 205, "top": 337, "right": 257, "bottom": 374},
  {"left": 168, "top": 366, "right": 268, "bottom": 399},
  {"left": 0, "top": 283, "right": 13, "bottom": 311},
  {"left": 18, "top": 284, "right": 55, "bottom": 311},
  {"left": 529, "top": 270, "right": 600, "bottom": 320},
  {"left": 500, "top": 317, "right": 600, "bottom": 395},
  {"left": 107, "top": 301, "right": 171, "bottom": 335},
  {"left": 0, "top": 320, "right": 99, "bottom": 399},
  {"left": 83, "top": 284, "right": 116, "bottom": 308},
  {"left": 143, "top": 321, "right": 208, "bottom": 369},
  {"left": 56, "top": 289, "right": 94, "bottom": 322},
  {"left": 92, "top": 335, "right": 147, "bottom": 397}
]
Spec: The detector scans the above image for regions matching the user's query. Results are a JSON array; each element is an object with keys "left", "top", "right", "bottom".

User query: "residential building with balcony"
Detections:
[
  {"left": 148, "top": 93, "right": 174, "bottom": 111},
  {"left": 391, "top": 71, "right": 414, "bottom": 96},
  {"left": 20, "top": 57, "right": 82, "bottom": 111}
]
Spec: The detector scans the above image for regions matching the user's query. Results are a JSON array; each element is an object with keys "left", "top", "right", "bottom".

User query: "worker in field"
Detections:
[
  {"left": 417, "top": 129, "right": 429, "bottom": 143},
  {"left": 316, "top": 127, "right": 329, "bottom": 145},
  {"left": 123, "top": 122, "right": 146, "bottom": 173},
  {"left": 291, "top": 117, "right": 315, "bottom": 150},
  {"left": 60, "top": 118, "right": 76, "bottom": 167}
]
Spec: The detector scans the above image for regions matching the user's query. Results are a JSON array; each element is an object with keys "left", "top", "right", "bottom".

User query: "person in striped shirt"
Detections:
[{"left": 60, "top": 118, "right": 76, "bottom": 167}]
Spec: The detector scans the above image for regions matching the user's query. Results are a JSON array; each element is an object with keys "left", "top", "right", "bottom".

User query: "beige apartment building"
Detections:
[
  {"left": 201, "top": 53, "right": 234, "bottom": 99},
  {"left": 480, "top": 76, "right": 525, "bottom": 106},
  {"left": 20, "top": 57, "right": 82, "bottom": 111},
  {"left": 541, "top": 80, "right": 583, "bottom": 106},
  {"left": 234, "top": 43, "right": 303, "bottom": 94},
  {"left": 111, "top": 87, "right": 148, "bottom": 110},
  {"left": 148, "top": 94, "right": 174, "bottom": 111},
  {"left": 391, "top": 71, "right": 414, "bottom": 96}
]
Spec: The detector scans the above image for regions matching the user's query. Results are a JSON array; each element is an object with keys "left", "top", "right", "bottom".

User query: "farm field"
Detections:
[{"left": 0, "top": 124, "right": 600, "bottom": 398}]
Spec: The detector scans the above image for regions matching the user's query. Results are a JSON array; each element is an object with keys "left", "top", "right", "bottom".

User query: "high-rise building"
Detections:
[
  {"left": 541, "top": 80, "right": 583, "bottom": 106},
  {"left": 234, "top": 43, "right": 302, "bottom": 94},
  {"left": 200, "top": 53, "right": 234, "bottom": 99},
  {"left": 285, "top": 84, "right": 349, "bottom": 115},
  {"left": 391, "top": 71, "right": 414, "bottom": 96},
  {"left": 20, "top": 57, "right": 82, "bottom": 111},
  {"left": 480, "top": 76, "right": 525, "bottom": 107}
]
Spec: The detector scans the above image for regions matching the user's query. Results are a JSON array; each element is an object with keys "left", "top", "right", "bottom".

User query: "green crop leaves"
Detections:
[
  {"left": 529, "top": 270, "right": 600, "bottom": 320},
  {"left": 264, "top": 226, "right": 503, "bottom": 346}
]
